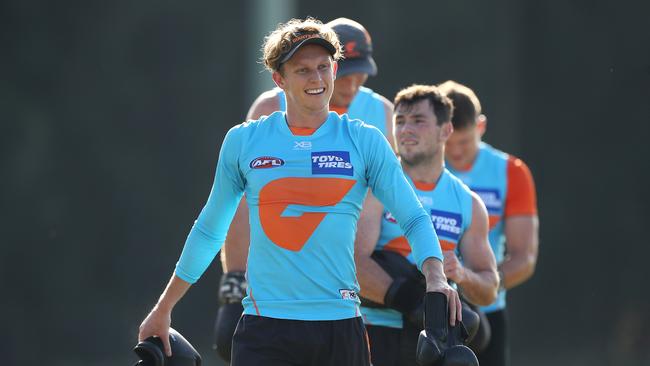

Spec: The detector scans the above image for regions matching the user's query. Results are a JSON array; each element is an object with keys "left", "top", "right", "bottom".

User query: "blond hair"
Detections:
[{"left": 262, "top": 17, "right": 342, "bottom": 73}]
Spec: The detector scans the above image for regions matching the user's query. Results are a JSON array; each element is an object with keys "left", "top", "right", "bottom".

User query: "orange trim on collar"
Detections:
[
  {"left": 413, "top": 181, "right": 436, "bottom": 191},
  {"left": 289, "top": 126, "right": 317, "bottom": 136}
]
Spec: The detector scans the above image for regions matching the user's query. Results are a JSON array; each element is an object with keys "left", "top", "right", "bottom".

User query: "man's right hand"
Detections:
[
  {"left": 421, "top": 258, "right": 462, "bottom": 326},
  {"left": 138, "top": 306, "right": 172, "bottom": 357},
  {"left": 416, "top": 292, "right": 479, "bottom": 366}
]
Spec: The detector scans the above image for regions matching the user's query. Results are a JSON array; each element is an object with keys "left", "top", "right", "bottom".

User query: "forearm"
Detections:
[
  {"left": 500, "top": 253, "right": 536, "bottom": 289},
  {"left": 502, "top": 216, "right": 539, "bottom": 289},
  {"left": 154, "top": 274, "right": 192, "bottom": 312},
  {"left": 457, "top": 269, "right": 498, "bottom": 306},
  {"left": 355, "top": 255, "right": 393, "bottom": 304}
]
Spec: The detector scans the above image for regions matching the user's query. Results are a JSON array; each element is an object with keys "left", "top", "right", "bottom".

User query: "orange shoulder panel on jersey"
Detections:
[
  {"left": 259, "top": 177, "right": 356, "bottom": 251},
  {"left": 504, "top": 156, "right": 538, "bottom": 217},
  {"left": 383, "top": 236, "right": 453, "bottom": 257},
  {"left": 383, "top": 236, "right": 411, "bottom": 257}
]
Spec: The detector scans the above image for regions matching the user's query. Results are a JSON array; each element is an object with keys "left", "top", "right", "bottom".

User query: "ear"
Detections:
[
  {"left": 272, "top": 70, "right": 285, "bottom": 90},
  {"left": 332, "top": 60, "right": 338, "bottom": 80},
  {"left": 477, "top": 114, "right": 487, "bottom": 138},
  {"left": 440, "top": 121, "right": 454, "bottom": 141}
]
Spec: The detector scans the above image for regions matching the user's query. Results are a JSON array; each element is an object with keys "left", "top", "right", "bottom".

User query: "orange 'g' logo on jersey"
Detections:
[{"left": 259, "top": 177, "right": 356, "bottom": 251}]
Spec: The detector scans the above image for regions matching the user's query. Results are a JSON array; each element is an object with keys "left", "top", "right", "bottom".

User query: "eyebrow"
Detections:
[{"left": 395, "top": 113, "right": 428, "bottom": 119}]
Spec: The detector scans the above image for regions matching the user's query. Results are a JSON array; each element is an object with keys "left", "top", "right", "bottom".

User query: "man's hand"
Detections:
[
  {"left": 443, "top": 251, "right": 466, "bottom": 285},
  {"left": 422, "top": 258, "right": 462, "bottom": 326},
  {"left": 139, "top": 306, "right": 172, "bottom": 356}
]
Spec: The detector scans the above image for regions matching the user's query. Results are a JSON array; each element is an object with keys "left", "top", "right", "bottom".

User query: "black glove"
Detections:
[
  {"left": 460, "top": 302, "right": 480, "bottom": 344},
  {"left": 360, "top": 250, "right": 425, "bottom": 309},
  {"left": 464, "top": 302, "right": 491, "bottom": 353},
  {"left": 133, "top": 328, "right": 202, "bottom": 366},
  {"left": 380, "top": 276, "right": 425, "bottom": 329},
  {"left": 415, "top": 292, "right": 479, "bottom": 366},
  {"left": 213, "top": 271, "right": 246, "bottom": 362}
]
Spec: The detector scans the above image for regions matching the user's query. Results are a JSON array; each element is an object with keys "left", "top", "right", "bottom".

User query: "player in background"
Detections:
[
  {"left": 439, "top": 80, "right": 539, "bottom": 366},
  {"left": 213, "top": 17, "right": 394, "bottom": 363},
  {"left": 137, "top": 18, "right": 460, "bottom": 366},
  {"left": 355, "top": 84, "right": 498, "bottom": 366}
]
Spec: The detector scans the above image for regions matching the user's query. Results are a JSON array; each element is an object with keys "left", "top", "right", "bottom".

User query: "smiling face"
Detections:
[
  {"left": 394, "top": 99, "right": 451, "bottom": 167},
  {"left": 272, "top": 44, "right": 338, "bottom": 115}
]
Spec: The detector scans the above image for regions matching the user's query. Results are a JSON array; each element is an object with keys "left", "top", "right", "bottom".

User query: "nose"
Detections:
[
  {"left": 400, "top": 121, "right": 416, "bottom": 134},
  {"left": 311, "top": 70, "right": 323, "bottom": 82}
]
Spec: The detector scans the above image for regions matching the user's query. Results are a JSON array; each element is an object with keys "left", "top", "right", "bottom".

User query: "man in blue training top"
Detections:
[
  {"left": 213, "top": 18, "right": 395, "bottom": 363},
  {"left": 137, "top": 18, "right": 460, "bottom": 366},
  {"left": 355, "top": 84, "right": 498, "bottom": 366}
]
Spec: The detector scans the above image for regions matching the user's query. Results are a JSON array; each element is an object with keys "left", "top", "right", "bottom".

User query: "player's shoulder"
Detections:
[
  {"left": 230, "top": 111, "right": 283, "bottom": 136},
  {"left": 341, "top": 113, "right": 384, "bottom": 138},
  {"left": 360, "top": 87, "right": 393, "bottom": 110},
  {"left": 443, "top": 169, "right": 475, "bottom": 200},
  {"left": 506, "top": 154, "right": 530, "bottom": 170},
  {"left": 247, "top": 88, "right": 282, "bottom": 120},
  {"left": 480, "top": 142, "right": 509, "bottom": 162}
]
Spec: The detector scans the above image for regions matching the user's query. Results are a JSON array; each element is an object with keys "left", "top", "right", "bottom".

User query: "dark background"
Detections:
[{"left": 2, "top": 1, "right": 649, "bottom": 365}]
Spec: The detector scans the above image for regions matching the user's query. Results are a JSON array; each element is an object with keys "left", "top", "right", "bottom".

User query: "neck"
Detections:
[
  {"left": 285, "top": 103, "right": 330, "bottom": 129},
  {"left": 402, "top": 151, "right": 445, "bottom": 184}
]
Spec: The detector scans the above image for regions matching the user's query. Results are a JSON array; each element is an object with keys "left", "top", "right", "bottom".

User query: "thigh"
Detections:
[
  {"left": 477, "top": 310, "right": 509, "bottom": 366},
  {"left": 366, "top": 324, "right": 401, "bottom": 366}
]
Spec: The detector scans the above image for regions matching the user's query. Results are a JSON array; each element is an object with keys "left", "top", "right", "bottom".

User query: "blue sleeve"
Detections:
[
  {"left": 175, "top": 126, "right": 246, "bottom": 283},
  {"left": 360, "top": 126, "right": 443, "bottom": 270}
]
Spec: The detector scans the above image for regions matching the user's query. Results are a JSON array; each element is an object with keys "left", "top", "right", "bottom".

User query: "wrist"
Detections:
[{"left": 152, "top": 302, "right": 173, "bottom": 314}]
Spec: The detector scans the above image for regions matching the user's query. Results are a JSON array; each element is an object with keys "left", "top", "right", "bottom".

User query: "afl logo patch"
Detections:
[{"left": 250, "top": 156, "right": 284, "bottom": 169}]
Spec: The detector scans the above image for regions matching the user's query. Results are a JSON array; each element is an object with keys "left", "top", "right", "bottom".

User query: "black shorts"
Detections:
[
  {"left": 366, "top": 325, "right": 400, "bottom": 366},
  {"left": 477, "top": 309, "right": 509, "bottom": 366},
  {"left": 231, "top": 315, "right": 371, "bottom": 366},
  {"left": 365, "top": 323, "right": 419, "bottom": 366}
]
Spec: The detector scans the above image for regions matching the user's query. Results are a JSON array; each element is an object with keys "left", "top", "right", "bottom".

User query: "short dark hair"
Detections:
[
  {"left": 393, "top": 84, "right": 453, "bottom": 126},
  {"left": 438, "top": 80, "right": 481, "bottom": 130}
]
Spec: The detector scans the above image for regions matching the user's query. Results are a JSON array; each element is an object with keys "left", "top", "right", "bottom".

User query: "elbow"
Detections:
[
  {"left": 479, "top": 271, "right": 500, "bottom": 306},
  {"left": 522, "top": 254, "right": 538, "bottom": 282}
]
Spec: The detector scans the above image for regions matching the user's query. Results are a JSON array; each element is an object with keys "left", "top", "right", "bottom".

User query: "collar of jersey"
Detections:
[
  {"left": 279, "top": 111, "right": 338, "bottom": 139},
  {"left": 406, "top": 169, "right": 447, "bottom": 193}
]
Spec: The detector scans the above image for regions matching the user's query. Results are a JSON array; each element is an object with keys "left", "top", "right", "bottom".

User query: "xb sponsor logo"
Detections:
[
  {"left": 417, "top": 195, "right": 433, "bottom": 206},
  {"left": 250, "top": 156, "right": 284, "bottom": 169},
  {"left": 293, "top": 141, "right": 312, "bottom": 150}
]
